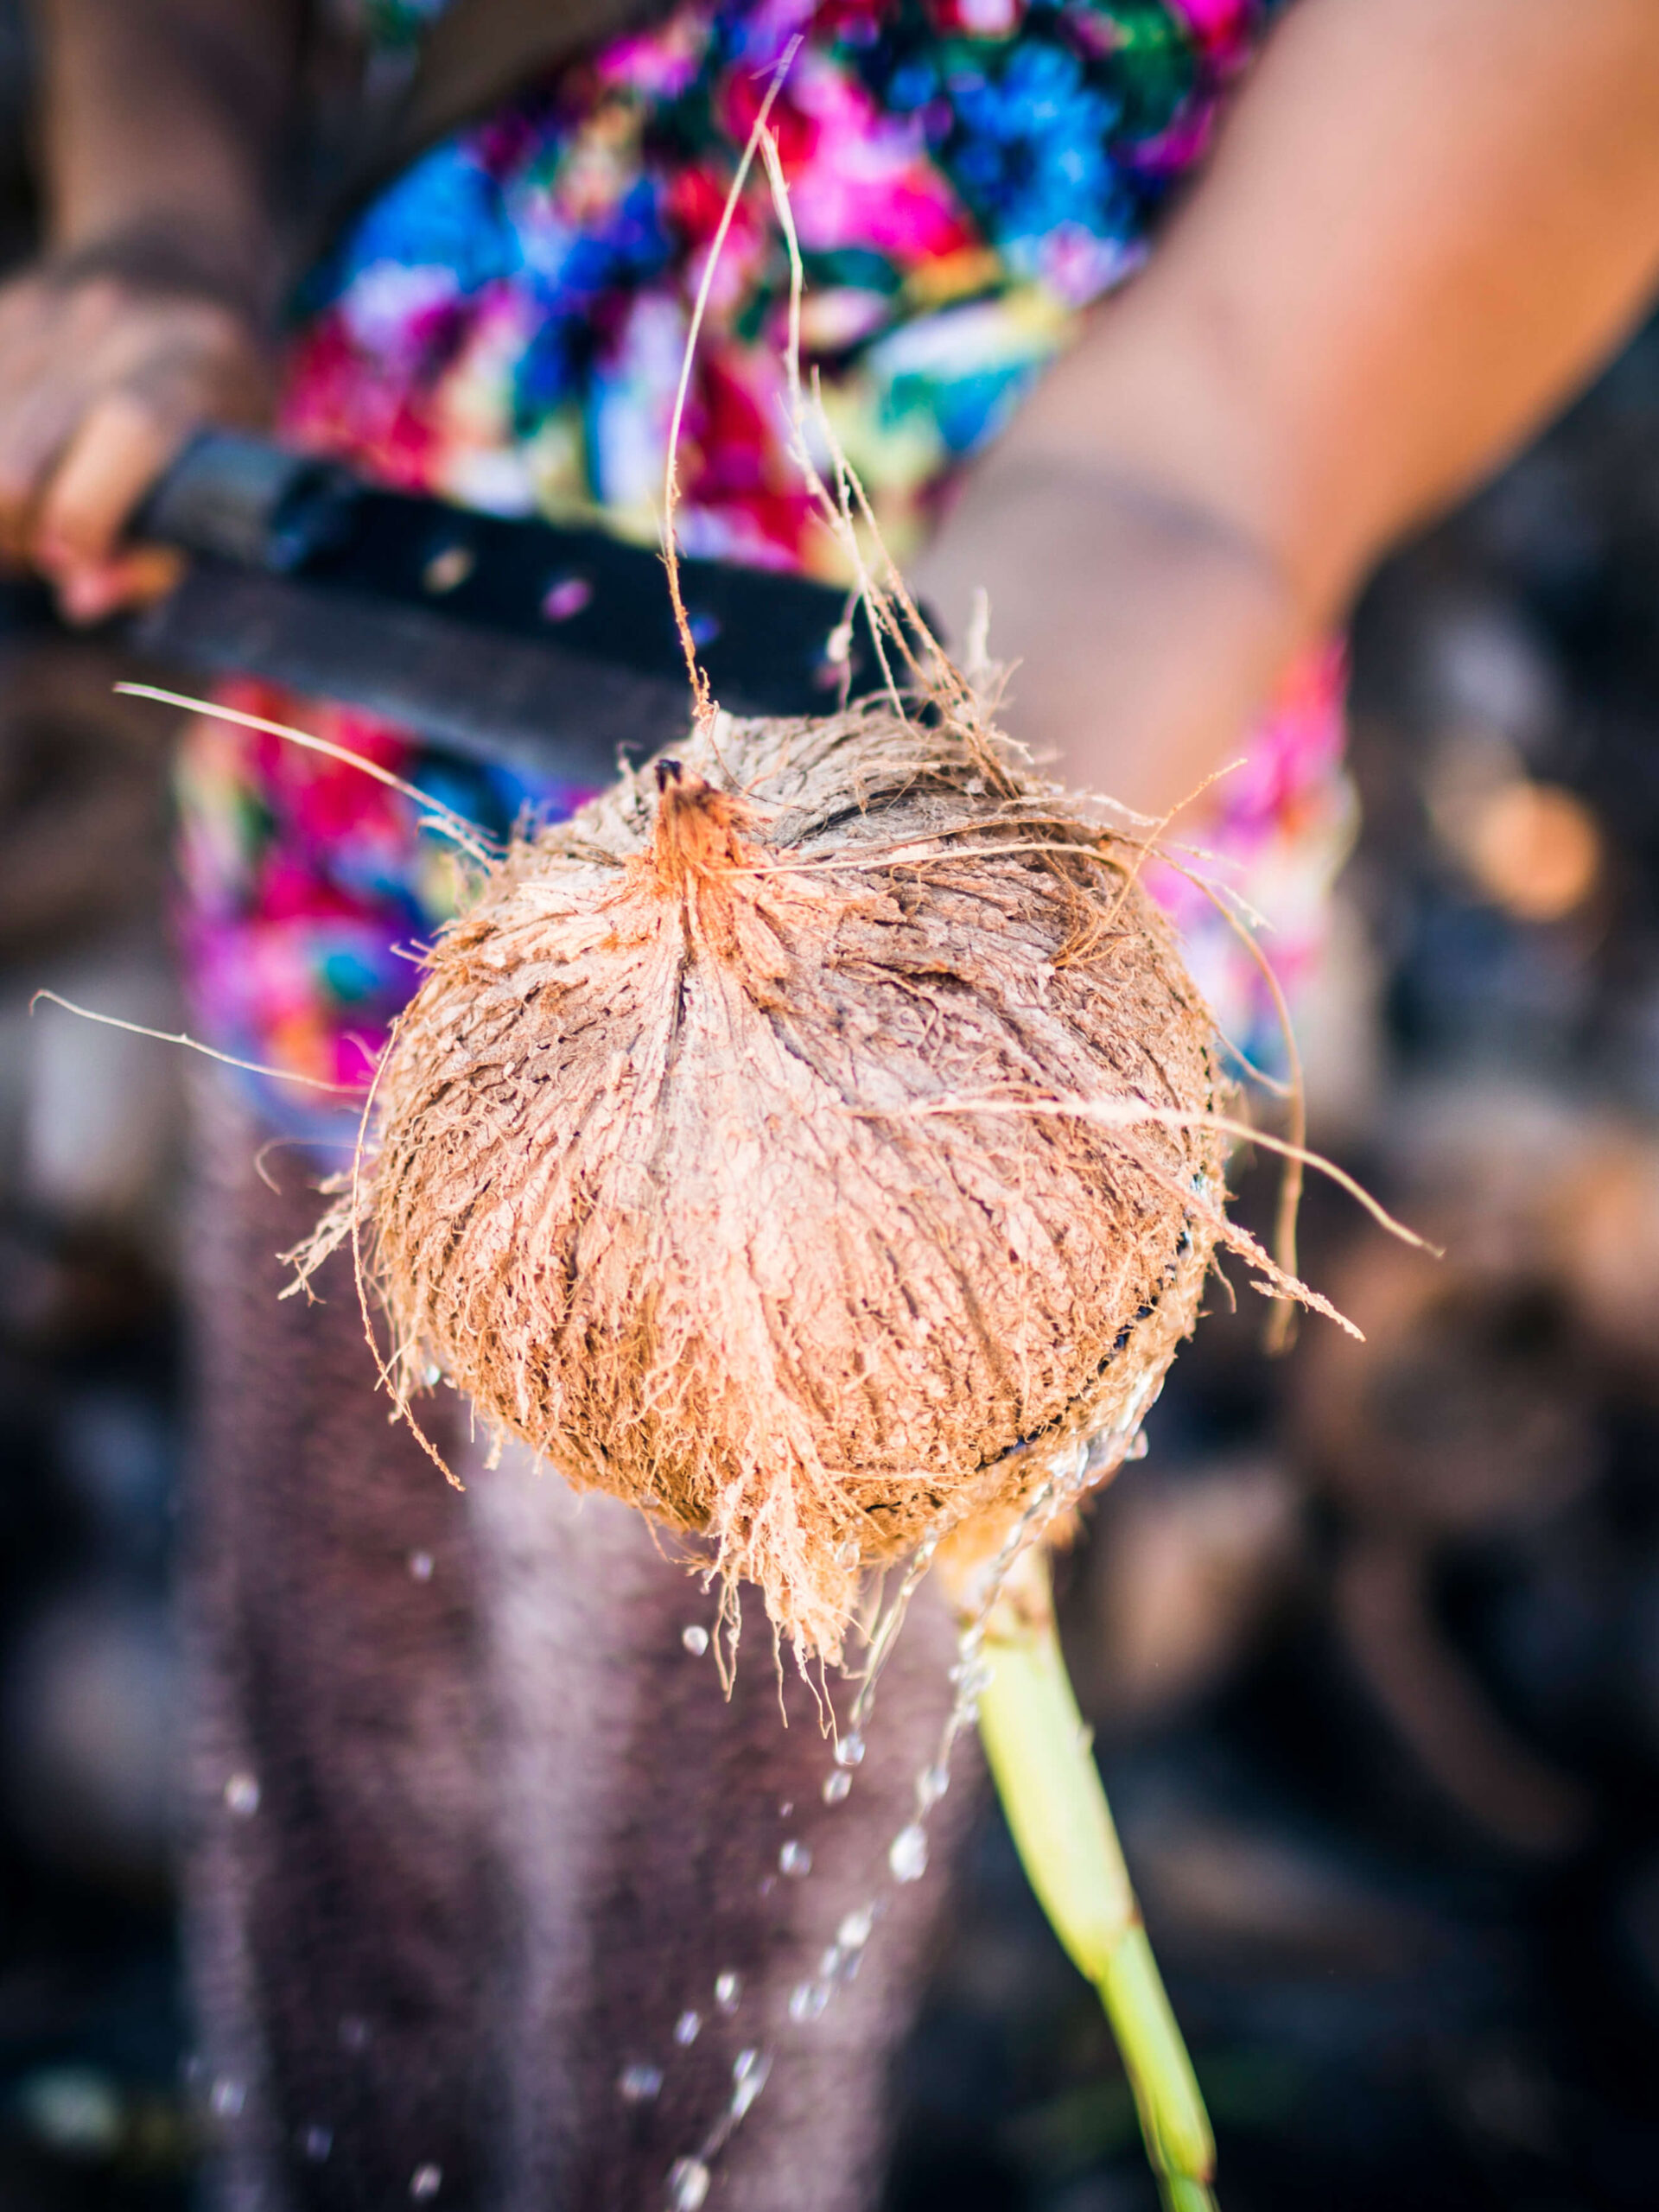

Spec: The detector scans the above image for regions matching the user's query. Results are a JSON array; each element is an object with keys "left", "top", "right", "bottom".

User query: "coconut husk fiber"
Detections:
[{"left": 296, "top": 684, "right": 1248, "bottom": 1664}]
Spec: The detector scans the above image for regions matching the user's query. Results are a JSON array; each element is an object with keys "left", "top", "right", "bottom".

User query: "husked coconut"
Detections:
[{"left": 299, "top": 690, "right": 1249, "bottom": 1662}]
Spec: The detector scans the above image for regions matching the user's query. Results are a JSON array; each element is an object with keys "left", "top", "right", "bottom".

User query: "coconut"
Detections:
[{"left": 298, "top": 684, "right": 1253, "bottom": 1663}]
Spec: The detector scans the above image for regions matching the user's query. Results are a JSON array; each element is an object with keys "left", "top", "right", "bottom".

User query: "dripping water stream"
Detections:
[{"left": 656, "top": 1392, "right": 1164, "bottom": 2207}]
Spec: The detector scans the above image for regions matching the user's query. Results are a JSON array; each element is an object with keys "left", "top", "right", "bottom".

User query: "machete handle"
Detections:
[{"left": 132, "top": 432, "right": 359, "bottom": 574}]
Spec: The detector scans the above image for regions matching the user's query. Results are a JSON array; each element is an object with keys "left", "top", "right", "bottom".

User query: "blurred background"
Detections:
[{"left": 5, "top": 4, "right": 1659, "bottom": 2207}]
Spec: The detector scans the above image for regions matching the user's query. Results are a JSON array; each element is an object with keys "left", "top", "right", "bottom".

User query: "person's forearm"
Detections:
[
  {"left": 1007, "top": 0, "right": 1659, "bottom": 632},
  {"left": 33, "top": 0, "right": 304, "bottom": 316}
]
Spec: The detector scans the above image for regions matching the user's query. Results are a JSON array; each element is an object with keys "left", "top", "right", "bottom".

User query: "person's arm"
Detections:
[
  {"left": 0, "top": 0, "right": 304, "bottom": 619},
  {"left": 915, "top": 0, "right": 1659, "bottom": 818}
]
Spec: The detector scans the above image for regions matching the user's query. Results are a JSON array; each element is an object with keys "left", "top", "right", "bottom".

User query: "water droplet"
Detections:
[
  {"left": 409, "top": 1551, "right": 435, "bottom": 1582},
  {"left": 779, "top": 1840, "right": 812, "bottom": 1878},
  {"left": 778, "top": 1800, "right": 793, "bottom": 1819},
  {"left": 302, "top": 2125, "right": 333, "bottom": 2162},
  {"left": 422, "top": 1361, "right": 442, "bottom": 1388},
  {"left": 1126, "top": 1429, "right": 1149, "bottom": 1461},
  {"left": 787, "top": 1980, "right": 830, "bottom": 2023},
  {"left": 673, "top": 2010, "right": 702, "bottom": 2047},
  {"left": 668, "top": 2157, "right": 711, "bottom": 2210},
  {"left": 339, "top": 2015, "right": 370, "bottom": 2054},
  {"left": 714, "top": 1970, "right": 741, "bottom": 2014},
  {"left": 681, "top": 1624, "right": 709, "bottom": 1656},
  {"left": 619, "top": 2063, "right": 664, "bottom": 2103},
  {"left": 410, "top": 2164, "right": 442, "bottom": 2200},
  {"left": 730, "top": 2048, "right": 771, "bottom": 2116},
  {"left": 758, "top": 1875, "right": 776, "bottom": 1897},
  {"left": 888, "top": 1824, "right": 929, "bottom": 1884},
  {"left": 224, "top": 1772, "right": 260, "bottom": 1817},
  {"left": 836, "top": 1904, "right": 875, "bottom": 1951},
  {"left": 834, "top": 1732, "right": 865, "bottom": 1769},
  {"left": 822, "top": 1769, "right": 851, "bottom": 1804},
  {"left": 210, "top": 2076, "right": 245, "bottom": 2119},
  {"left": 917, "top": 1762, "right": 950, "bottom": 1809},
  {"left": 834, "top": 1539, "right": 860, "bottom": 1569}
]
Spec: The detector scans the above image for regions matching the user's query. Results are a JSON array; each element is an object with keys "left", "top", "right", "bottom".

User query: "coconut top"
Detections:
[{"left": 340, "top": 698, "right": 1228, "bottom": 1662}]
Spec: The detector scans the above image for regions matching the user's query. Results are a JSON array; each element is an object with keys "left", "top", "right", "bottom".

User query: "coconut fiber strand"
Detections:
[{"left": 297, "top": 692, "right": 1236, "bottom": 1664}]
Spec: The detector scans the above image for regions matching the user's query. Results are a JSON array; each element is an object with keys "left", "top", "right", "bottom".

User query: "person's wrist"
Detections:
[
  {"left": 41, "top": 219, "right": 281, "bottom": 338},
  {"left": 955, "top": 445, "right": 1300, "bottom": 618},
  {"left": 915, "top": 443, "right": 1306, "bottom": 677},
  {"left": 994, "top": 273, "right": 1375, "bottom": 638},
  {"left": 911, "top": 437, "right": 1319, "bottom": 817}
]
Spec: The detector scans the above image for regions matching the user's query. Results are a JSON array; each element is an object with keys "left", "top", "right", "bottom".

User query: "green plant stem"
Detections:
[{"left": 974, "top": 1545, "right": 1217, "bottom": 2212}]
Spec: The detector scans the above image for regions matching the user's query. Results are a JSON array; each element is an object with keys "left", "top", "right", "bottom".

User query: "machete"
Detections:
[{"left": 1, "top": 431, "right": 919, "bottom": 785}]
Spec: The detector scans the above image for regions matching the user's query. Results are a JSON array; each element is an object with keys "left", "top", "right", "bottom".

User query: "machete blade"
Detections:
[{"left": 116, "top": 432, "right": 916, "bottom": 776}]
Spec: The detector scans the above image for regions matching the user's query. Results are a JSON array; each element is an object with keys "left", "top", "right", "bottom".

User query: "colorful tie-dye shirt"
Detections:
[{"left": 177, "top": 0, "right": 1350, "bottom": 1136}]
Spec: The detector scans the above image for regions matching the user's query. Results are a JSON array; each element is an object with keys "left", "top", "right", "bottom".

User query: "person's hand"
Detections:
[
  {"left": 0, "top": 233, "right": 274, "bottom": 624},
  {"left": 911, "top": 448, "right": 1308, "bottom": 826}
]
